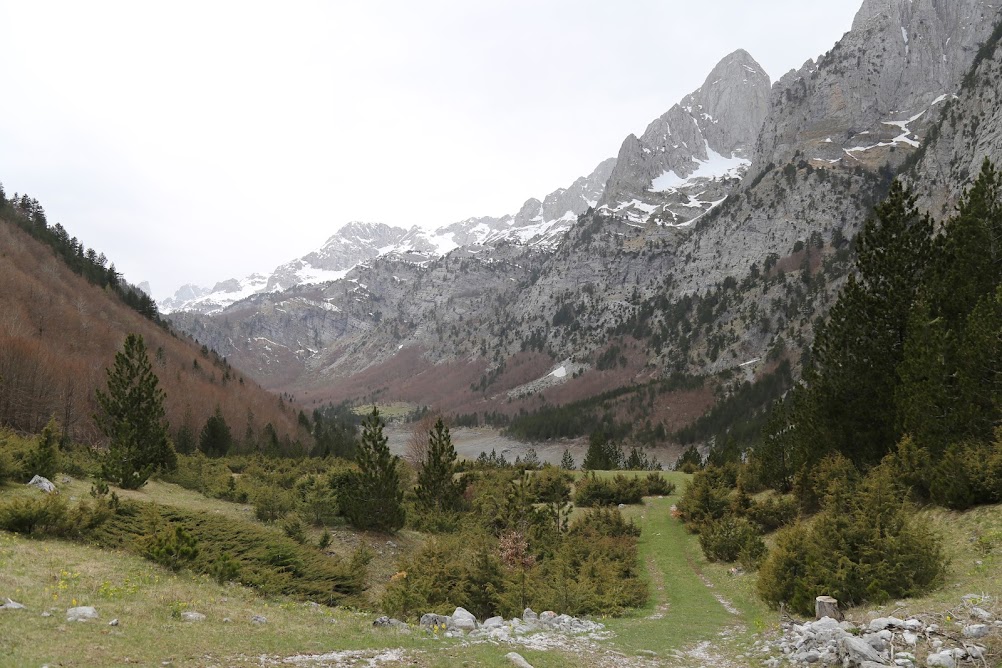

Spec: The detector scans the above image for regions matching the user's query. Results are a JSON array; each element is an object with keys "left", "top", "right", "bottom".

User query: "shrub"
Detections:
[
  {"left": 254, "top": 486, "right": 295, "bottom": 523},
  {"left": 143, "top": 521, "right": 199, "bottom": 571},
  {"left": 675, "top": 469, "right": 731, "bottom": 532},
  {"left": 698, "top": 516, "right": 764, "bottom": 564},
  {"left": 282, "top": 513, "right": 307, "bottom": 544},
  {"left": 573, "top": 473, "right": 645, "bottom": 507},
  {"left": 758, "top": 466, "right": 946, "bottom": 615},
  {"left": 745, "top": 495, "right": 799, "bottom": 533},
  {"left": 643, "top": 472, "right": 676, "bottom": 496},
  {"left": 0, "top": 494, "right": 73, "bottom": 535},
  {"left": 25, "top": 418, "right": 60, "bottom": 481},
  {"left": 212, "top": 553, "right": 240, "bottom": 584}
]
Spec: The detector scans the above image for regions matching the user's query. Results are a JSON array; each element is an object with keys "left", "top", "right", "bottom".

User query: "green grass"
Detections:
[{"left": 603, "top": 489, "right": 772, "bottom": 661}]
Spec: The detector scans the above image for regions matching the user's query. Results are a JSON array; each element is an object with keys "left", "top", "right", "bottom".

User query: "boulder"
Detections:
[
  {"left": 522, "top": 608, "right": 538, "bottom": 622},
  {"left": 838, "top": 635, "right": 884, "bottom": 665},
  {"left": 483, "top": 616, "right": 504, "bottom": 629},
  {"left": 181, "top": 611, "right": 206, "bottom": 622},
  {"left": 925, "top": 651, "right": 956, "bottom": 668},
  {"left": 27, "top": 475, "right": 57, "bottom": 494},
  {"left": 962, "top": 623, "right": 988, "bottom": 638},
  {"left": 450, "top": 607, "right": 477, "bottom": 631},
  {"left": 505, "top": 652, "right": 534, "bottom": 668},
  {"left": 420, "top": 613, "right": 450, "bottom": 629},
  {"left": 868, "top": 616, "right": 904, "bottom": 631},
  {"left": 373, "top": 616, "right": 407, "bottom": 630},
  {"left": 1, "top": 598, "right": 26, "bottom": 610},
  {"left": 66, "top": 606, "right": 98, "bottom": 622}
]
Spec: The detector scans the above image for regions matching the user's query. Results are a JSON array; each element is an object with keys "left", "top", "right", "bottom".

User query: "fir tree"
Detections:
[
  {"left": 560, "top": 448, "right": 576, "bottom": 470},
  {"left": 801, "top": 180, "right": 933, "bottom": 466},
  {"left": 26, "top": 417, "right": 60, "bottom": 480},
  {"left": 414, "top": 417, "right": 464, "bottom": 514},
  {"left": 96, "top": 334, "right": 176, "bottom": 489},
  {"left": 199, "top": 407, "right": 232, "bottom": 457},
  {"left": 344, "top": 407, "right": 405, "bottom": 532}
]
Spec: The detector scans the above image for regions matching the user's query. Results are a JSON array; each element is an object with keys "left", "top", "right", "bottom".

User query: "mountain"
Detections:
[
  {"left": 166, "top": 0, "right": 1002, "bottom": 445},
  {"left": 159, "top": 159, "right": 616, "bottom": 314},
  {"left": 0, "top": 201, "right": 306, "bottom": 451},
  {"left": 599, "top": 49, "right": 771, "bottom": 226}
]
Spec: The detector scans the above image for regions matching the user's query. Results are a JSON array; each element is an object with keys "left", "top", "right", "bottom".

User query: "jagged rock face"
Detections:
[
  {"left": 267, "top": 221, "right": 412, "bottom": 292},
  {"left": 912, "top": 23, "right": 1002, "bottom": 218},
  {"left": 600, "top": 49, "right": 771, "bottom": 224},
  {"left": 753, "top": 0, "right": 1000, "bottom": 173}
]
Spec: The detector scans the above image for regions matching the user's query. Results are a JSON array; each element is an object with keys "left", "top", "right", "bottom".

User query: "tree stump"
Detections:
[{"left": 815, "top": 595, "right": 843, "bottom": 621}]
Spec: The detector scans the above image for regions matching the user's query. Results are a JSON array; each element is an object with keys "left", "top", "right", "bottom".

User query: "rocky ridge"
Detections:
[
  {"left": 159, "top": 159, "right": 615, "bottom": 315},
  {"left": 167, "top": 0, "right": 1002, "bottom": 420},
  {"left": 600, "top": 49, "right": 771, "bottom": 227}
]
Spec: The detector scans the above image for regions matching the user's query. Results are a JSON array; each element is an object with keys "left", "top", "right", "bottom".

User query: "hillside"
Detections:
[{"left": 0, "top": 200, "right": 306, "bottom": 451}]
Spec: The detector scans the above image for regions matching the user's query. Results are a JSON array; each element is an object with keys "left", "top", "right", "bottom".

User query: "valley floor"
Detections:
[{"left": 1, "top": 477, "right": 1000, "bottom": 667}]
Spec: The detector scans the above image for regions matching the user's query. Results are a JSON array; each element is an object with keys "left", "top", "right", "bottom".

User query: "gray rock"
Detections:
[
  {"left": 66, "top": 606, "right": 98, "bottom": 622},
  {"left": 373, "top": 616, "right": 407, "bottom": 630},
  {"left": 868, "top": 617, "right": 905, "bottom": 631},
  {"left": 962, "top": 623, "right": 988, "bottom": 638},
  {"left": 419, "top": 613, "right": 450, "bottom": 629},
  {"left": 969, "top": 607, "right": 992, "bottom": 621},
  {"left": 450, "top": 607, "right": 477, "bottom": 631},
  {"left": 925, "top": 651, "right": 956, "bottom": 668},
  {"left": 1, "top": 598, "right": 26, "bottom": 610},
  {"left": 505, "top": 652, "right": 534, "bottom": 668},
  {"left": 522, "top": 608, "right": 538, "bottom": 622},
  {"left": 181, "top": 611, "right": 206, "bottom": 622},
  {"left": 109, "top": 618, "right": 119, "bottom": 626},
  {"left": 539, "top": 610, "right": 557, "bottom": 623},
  {"left": 483, "top": 616, "right": 504, "bottom": 629},
  {"left": 27, "top": 475, "right": 57, "bottom": 493},
  {"left": 838, "top": 635, "right": 884, "bottom": 665},
  {"left": 251, "top": 614, "right": 267, "bottom": 624}
]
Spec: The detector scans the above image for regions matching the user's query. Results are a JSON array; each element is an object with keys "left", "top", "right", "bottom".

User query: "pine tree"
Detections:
[
  {"left": 26, "top": 416, "right": 60, "bottom": 480},
  {"left": 802, "top": 180, "right": 932, "bottom": 466},
  {"left": 199, "top": 407, "right": 232, "bottom": 458},
  {"left": 96, "top": 334, "right": 176, "bottom": 489},
  {"left": 560, "top": 448, "right": 576, "bottom": 470},
  {"left": 414, "top": 417, "right": 463, "bottom": 514},
  {"left": 344, "top": 407, "right": 405, "bottom": 532}
]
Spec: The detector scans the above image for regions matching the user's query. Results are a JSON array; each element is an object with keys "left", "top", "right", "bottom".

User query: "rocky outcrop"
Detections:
[
  {"left": 752, "top": 0, "right": 999, "bottom": 174},
  {"left": 600, "top": 49, "right": 771, "bottom": 224}
]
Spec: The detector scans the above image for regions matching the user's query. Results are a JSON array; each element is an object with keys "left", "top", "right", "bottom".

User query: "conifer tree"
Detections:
[
  {"left": 26, "top": 417, "right": 60, "bottom": 480},
  {"left": 199, "top": 407, "right": 232, "bottom": 457},
  {"left": 96, "top": 334, "right": 176, "bottom": 489},
  {"left": 344, "top": 407, "right": 405, "bottom": 532},
  {"left": 414, "top": 417, "right": 463, "bottom": 514},
  {"left": 560, "top": 448, "right": 576, "bottom": 470},
  {"left": 801, "top": 180, "right": 932, "bottom": 466}
]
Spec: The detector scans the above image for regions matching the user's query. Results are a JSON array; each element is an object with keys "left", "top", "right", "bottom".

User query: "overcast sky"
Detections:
[{"left": 0, "top": 1, "right": 863, "bottom": 299}]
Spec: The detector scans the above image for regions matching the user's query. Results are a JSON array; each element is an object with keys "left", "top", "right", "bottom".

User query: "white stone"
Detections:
[{"left": 66, "top": 606, "right": 98, "bottom": 622}]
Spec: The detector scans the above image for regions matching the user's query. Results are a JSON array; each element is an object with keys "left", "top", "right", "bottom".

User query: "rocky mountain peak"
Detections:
[{"left": 600, "top": 49, "right": 771, "bottom": 225}]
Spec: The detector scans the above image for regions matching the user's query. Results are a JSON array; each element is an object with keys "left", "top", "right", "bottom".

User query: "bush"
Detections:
[
  {"left": 573, "top": 473, "right": 645, "bottom": 507},
  {"left": 143, "top": 521, "right": 199, "bottom": 571},
  {"left": 642, "top": 472, "right": 676, "bottom": 496},
  {"left": 675, "top": 469, "right": 731, "bottom": 532},
  {"left": 698, "top": 516, "right": 764, "bottom": 565},
  {"left": 745, "top": 495, "right": 799, "bottom": 533},
  {"left": 282, "top": 513, "right": 307, "bottom": 544},
  {"left": 254, "top": 486, "right": 295, "bottom": 523},
  {"left": 758, "top": 466, "right": 946, "bottom": 615},
  {"left": 0, "top": 494, "right": 73, "bottom": 535}
]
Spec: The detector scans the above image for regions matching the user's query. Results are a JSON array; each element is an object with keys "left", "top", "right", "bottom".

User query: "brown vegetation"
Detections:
[{"left": 0, "top": 218, "right": 305, "bottom": 448}]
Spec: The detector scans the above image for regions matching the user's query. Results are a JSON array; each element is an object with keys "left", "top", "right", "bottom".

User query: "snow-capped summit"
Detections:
[{"left": 158, "top": 158, "right": 616, "bottom": 314}]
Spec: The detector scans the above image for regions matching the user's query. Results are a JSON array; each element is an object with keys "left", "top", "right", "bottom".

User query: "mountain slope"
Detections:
[{"left": 0, "top": 202, "right": 305, "bottom": 450}]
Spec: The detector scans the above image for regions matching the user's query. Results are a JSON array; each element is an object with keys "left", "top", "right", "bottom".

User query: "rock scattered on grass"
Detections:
[
  {"left": 1, "top": 598, "right": 26, "bottom": 610},
  {"left": 66, "top": 606, "right": 98, "bottom": 622},
  {"left": 27, "top": 475, "right": 57, "bottom": 494},
  {"left": 251, "top": 614, "right": 267, "bottom": 624},
  {"left": 181, "top": 611, "right": 206, "bottom": 622},
  {"left": 752, "top": 596, "right": 998, "bottom": 667},
  {"left": 505, "top": 651, "right": 534, "bottom": 668}
]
